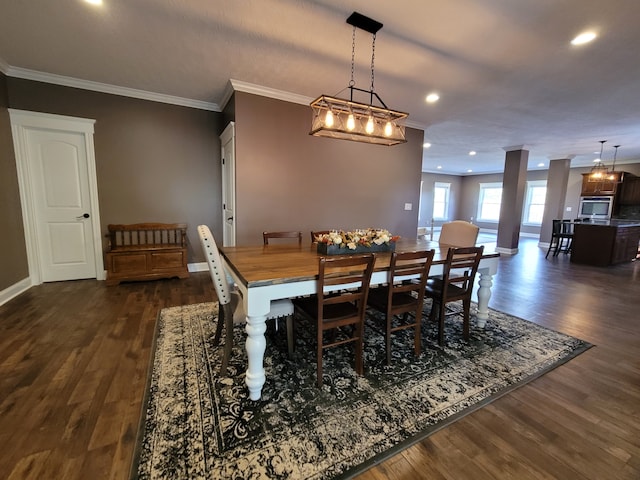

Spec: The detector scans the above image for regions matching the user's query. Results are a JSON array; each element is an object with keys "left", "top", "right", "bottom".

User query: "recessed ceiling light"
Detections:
[
  {"left": 423, "top": 142, "right": 431, "bottom": 149},
  {"left": 425, "top": 93, "right": 440, "bottom": 103},
  {"left": 571, "top": 31, "right": 596, "bottom": 45},
  {"left": 436, "top": 165, "right": 442, "bottom": 169},
  {"left": 469, "top": 151, "right": 477, "bottom": 156},
  {"left": 467, "top": 169, "right": 473, "bottom": 173},
  {"left": 537, "top": 162, "right": 545, "bottom": 167}
]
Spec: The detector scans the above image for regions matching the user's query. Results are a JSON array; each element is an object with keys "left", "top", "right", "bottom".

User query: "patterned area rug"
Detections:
[{"left": 132, "top": 301, "right": 591, "bottom": 479}]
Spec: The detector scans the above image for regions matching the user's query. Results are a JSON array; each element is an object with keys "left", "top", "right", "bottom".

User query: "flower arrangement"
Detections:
[{"left": 315, "top": 228, "right": 400, "bottom": 251}]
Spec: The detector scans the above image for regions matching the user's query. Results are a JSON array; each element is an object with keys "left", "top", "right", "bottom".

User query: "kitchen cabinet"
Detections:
[
  {"left": 571, "top": 221, "right": 640, "bottom": 266},
  {"left": 581, "top": 172, "right": 623, "bottom": 196},
  {"left": 619, "top": 176, "right": 640, "bottom": 205}
]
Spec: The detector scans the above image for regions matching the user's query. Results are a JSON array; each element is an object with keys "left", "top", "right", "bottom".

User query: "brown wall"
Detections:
[
  {"left": 233, "top": 92, "right": 424, "bottom": 245},
  {"left": 0, "top": 73, "right": 29, "bottom": 290},
  {"left": 419, "top": 173, "right": 463, "bottom": 227},
  {"left": 6, "top": 78, "right": 224, "bottom": 263}
]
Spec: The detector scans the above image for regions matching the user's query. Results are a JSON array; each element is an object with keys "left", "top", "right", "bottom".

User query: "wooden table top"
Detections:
[{"left": 221, "top": 238, "right": 499, "bottom": 288}]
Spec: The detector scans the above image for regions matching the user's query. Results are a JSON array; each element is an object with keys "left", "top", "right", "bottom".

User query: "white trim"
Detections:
[
  {"left": 230, "top": 79, "right": 313, "bottom": 106},
  {"left": 3, "top": 66, "right": 427, "bottom": 132},
  {"left": 9, "top": 109, "right": 105, "bottom": 284},
  {"left": 496, "top": 246, "right": 519, "bottom": 255},
  {"left": 188, "top": 262, "right": 209, "bottom": 273},
  {"left": 6, "top": 66, "right": 220, "bottom": 112},
  {"left": 0, "top": 277, "right": 32, "bottom": 307},
  {"left": 0, "top": 57, "right": 9, "bottom": 74},
  {"left": 227, "top": 78, "right": 425, "bottom": 131}
]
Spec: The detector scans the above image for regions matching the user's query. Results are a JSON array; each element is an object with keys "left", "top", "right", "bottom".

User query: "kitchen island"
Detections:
[{"left": 571, "top": 219, "right": 640, "bottom": 266}]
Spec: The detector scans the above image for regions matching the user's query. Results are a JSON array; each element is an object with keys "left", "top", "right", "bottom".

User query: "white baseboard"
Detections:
[
  {"left": 495, "top": 247, "right": 519, "bottom": 255},
  {"left": 0, "top": 277, "right": 32, "bottom": 307},
  {"left": 188, "top": 262, "right": 209, "bottom": 273}
]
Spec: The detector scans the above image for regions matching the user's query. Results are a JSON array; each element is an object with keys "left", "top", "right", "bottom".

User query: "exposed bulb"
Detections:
[
  {"left": 384, "top": 121, "right": 393, "bottom": 137},
  {"left": 347, "top": 114, "right": 355, "bottom": 131},
  {"left": 324, "top": 110, "right": 334, "bottom": 127},
  {"left": 365, "top": 116, "right": 375, "bottom": 134}
]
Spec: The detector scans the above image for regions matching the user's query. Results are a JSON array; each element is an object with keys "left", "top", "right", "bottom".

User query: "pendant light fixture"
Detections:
[
  {"left": 309, "top": 12, "right": 408, "bottom": 146},
  {"left": 588, "top": 140, "right": 610, "bottom": 182},
  {"left": 606, "top": 144, "right": 622, "bottom": 182},
  {"left": 588, "top": 140, "right": 623, "bottom": 183}
]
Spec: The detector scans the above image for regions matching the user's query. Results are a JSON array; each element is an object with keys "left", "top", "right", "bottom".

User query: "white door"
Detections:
[
  {"left": 10, "top": 110, "right": 104, "bottom": 284},
  {"left": 221, "top": 122, "right": 236, "bottom": 246}
]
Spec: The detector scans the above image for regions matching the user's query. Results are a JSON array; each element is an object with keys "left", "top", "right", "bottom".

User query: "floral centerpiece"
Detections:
[{"left": 315, "top": 228, "right": 400, "bottom": 255}]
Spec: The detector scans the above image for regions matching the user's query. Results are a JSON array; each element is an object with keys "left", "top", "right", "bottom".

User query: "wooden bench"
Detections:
[{"left": 105, "top": 223, "right": 189, "bottom": 286}]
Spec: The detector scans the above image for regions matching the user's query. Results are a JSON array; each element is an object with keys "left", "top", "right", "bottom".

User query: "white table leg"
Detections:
[
  {"left": 245, "top": 313, "right": 267, "bottom": 401},
  {"left": 476, "top": 271, "right": 493, "bottom": 328}
]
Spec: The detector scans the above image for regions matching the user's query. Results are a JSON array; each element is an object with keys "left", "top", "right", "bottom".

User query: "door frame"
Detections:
[
  {"left": 9, "top": 109, "right": 105, "bottom": 285},
  {"left": 221, "top": 121, "right": 236, "bottom": 246}
]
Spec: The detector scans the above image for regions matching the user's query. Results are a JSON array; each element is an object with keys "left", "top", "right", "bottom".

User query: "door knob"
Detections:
[{"left": 77, "top": 213, "right": 90, "bottom": 219}]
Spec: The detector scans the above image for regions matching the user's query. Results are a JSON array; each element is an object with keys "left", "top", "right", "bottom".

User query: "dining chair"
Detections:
[
  {"left": 310, "top": 230, "right": 331, "bottom": 242},
  {"left": 366, "top": 249, "right": 435, "bottom": 365},
  {"left": 438, "top": 220, "right": 479, "bottom": 247},
  {"left": 545, "top": 219, "right": 573, "bottom": 258},
  {"left": 293, "top": 253, "right": 375, "bottom": 387},
  {"left": 198, "top": 225, "right": 295, "bottom": 375},
  {"left": 263, "top": 231, "right": 303, "bottom": 245},
  {"left": 424, "top": 245, "right": 484, "bottom": 346}
]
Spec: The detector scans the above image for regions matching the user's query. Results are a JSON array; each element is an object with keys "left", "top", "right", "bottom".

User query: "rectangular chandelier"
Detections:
[
  {"left": 309, "top": 12, "right": 409, "bottom": 146},
  {"left": 310, "top": 89, "right": 408, "bottom": 146}
]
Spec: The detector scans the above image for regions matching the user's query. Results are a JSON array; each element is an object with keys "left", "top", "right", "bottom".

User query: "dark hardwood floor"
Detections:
[{"left": 0, "top": 238, "right": 638, "bottom": 479}]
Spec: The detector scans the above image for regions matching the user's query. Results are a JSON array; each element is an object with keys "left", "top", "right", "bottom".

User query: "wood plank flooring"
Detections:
[{"left": 0, "top": 238, "right": 638, "bottom": 479}]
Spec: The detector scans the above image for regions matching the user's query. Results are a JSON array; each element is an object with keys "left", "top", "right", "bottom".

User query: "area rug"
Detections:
[{"left": 132, "top": 301, "right": 591, "bottom": 480}]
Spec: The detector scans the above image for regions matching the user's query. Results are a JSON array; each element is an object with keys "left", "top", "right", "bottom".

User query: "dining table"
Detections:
[{"left": 220, "top": 237, "right": 500, "bottom": 400}]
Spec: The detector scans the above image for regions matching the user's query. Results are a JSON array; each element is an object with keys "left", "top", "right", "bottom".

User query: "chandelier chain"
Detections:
[
  {"left": 349, "top": 26, "right": 356, "bottom": 87},
  {"left": 370, "top": 33, "right": 376, "bottom": 92}
]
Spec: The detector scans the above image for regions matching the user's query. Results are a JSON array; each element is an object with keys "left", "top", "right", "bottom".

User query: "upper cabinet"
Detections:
[
  {"left": 581, "top": 171, "right": 624, "bottom": 196},
  {"left": 619, "top": 176, "right": 640, "bottom": 205}
]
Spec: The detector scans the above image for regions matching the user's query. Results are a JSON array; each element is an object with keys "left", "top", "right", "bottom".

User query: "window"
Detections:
[
  {"left": 477, "top": 183, "right": 502, "bottom": 222},
  {"left": 433, "top": 182, "right": 450, "bottom": 220},
  {"left": 523, "top": 180, "right": 547, "bottom": 225}
]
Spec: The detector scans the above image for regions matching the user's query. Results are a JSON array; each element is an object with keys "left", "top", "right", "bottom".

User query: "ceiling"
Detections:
[{"left": 2, "top": 0, "right": 640, "bottom": 175}]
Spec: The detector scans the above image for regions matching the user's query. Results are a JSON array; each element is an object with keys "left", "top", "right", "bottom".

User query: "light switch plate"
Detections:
[{"left": 404, "top": 203, "right": 412, "bottom": 211}]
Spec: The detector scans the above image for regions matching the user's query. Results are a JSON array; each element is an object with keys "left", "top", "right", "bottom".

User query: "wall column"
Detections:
[
  {"left": 496, "top": 147, "right": 529, "bottom": 254},
  {"left": 539, "top": 158, "right": 572, "bottom": 247}
]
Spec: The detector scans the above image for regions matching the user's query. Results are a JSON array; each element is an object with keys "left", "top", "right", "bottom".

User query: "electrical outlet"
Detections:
[{"left": 566, "top": 206, "right": 572, "bottom": 212}]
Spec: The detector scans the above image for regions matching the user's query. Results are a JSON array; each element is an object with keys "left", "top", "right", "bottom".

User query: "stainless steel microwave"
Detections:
[{"left": 579, "top": 196, "right": 613, "bottom": 219}]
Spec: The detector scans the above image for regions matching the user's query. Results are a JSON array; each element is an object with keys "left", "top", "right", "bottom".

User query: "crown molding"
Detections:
[
  {"left": 6, "top": 66, "right": 220, "bottom": 111},
  {"left": 405, "top": 119, "right": 424, "bottom": 131},
  {"left": 227, "top": 78, "right": 425, "bottom": 132},
  {"left": 503, "top": 144, "right": 531, "bottom": 152},
  {"left": 229, "top": 79, "right": 312, "bottom": 106},
  {"left": 0, "top": 57, "right": 9, "bottom": 74}
]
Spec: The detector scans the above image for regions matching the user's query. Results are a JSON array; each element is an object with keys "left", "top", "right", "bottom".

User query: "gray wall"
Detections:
[
  {"left": 233, "top": 92, "right": 424, "bottom": 245},
  {"left": 420, "top": 164, "right": 640, "bottom": 241},
  {"left": 5, "top": 77, "right": 224, "bottom": 265},
  {"left": 0, "top": 73, "right": 28, "bottom": 291}
]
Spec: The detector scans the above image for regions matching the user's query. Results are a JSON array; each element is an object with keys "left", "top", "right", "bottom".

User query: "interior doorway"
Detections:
[{"left": 9, "top": 109, "right": 104, "bottom": 284}]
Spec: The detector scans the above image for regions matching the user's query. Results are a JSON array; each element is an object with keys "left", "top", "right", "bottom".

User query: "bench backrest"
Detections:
[{"left": 107, "top": 223, "right": 187, "bottom": 249}]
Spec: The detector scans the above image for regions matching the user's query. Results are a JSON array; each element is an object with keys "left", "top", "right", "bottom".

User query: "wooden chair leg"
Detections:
[
  {"left": 317, "top": 328, "right": 324, "bottom": 387},
  {"left": 213, "top": 303, "right": 224, "bottom": 346},
  {"left": 286, "top": 315, "right": 294, "bottom": 358},
  {"left": 413, "top": 313, "right": 421, "bottom": 357},
  {"left": 439, "top": 304, "right": 446, "bottom": 346},
  {"left": 462, "top": 299, "right": 471, "bottom": 340},
  {"left": 385, "top": 313, "right": 392, "bottom": 365},
  {"left": 355, "top": 324, "right": 364, "bottom": 375},
  {"left": 220, "top": 303, "right": 234, "bottom": 376},
  {"left": 545, "top": 238, "right": 555, "bottom": 258}
]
